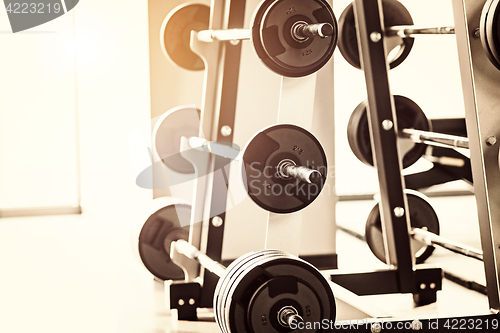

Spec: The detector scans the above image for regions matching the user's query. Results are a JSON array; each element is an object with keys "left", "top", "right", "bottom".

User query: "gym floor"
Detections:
[{"left": 0, "top": 194, "right": 490, "bottom": 333}]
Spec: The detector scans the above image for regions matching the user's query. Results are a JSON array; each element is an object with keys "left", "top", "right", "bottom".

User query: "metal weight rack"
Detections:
[
  {"left": 146, "top": 0, "right": 500, "bottom": 328},
  {"left": 330, "top": 0, "right": 443, "bottom": 306},
  {"left": 166, "top": 0, "right": 247, "bottom": 319},
  {"left": 146, "top": 0, "right": 337, "bottom": 320},
  {"left": 331, "top": 0, "right": 500, "bottom": 327}
]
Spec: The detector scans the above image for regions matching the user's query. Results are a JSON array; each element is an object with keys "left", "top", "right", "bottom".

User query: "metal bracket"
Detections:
[{"left": 168, "top": 282, "right": 202, "bottom": 321}]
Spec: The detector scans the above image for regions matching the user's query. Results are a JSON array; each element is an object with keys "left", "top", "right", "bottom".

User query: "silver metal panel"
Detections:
[{"left": 452, "top": 0, "right": 500, "bottom": 310}]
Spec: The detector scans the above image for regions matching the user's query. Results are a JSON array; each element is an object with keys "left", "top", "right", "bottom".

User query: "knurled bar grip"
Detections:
[
  {"left": 401, "top": 128, "right": 469, "bottom": 149},
  {"left": 175, "top": 239, "right": 227, "bottom": 278},
  {"left": 412, "top": 228, "right": 483, "bottom": 261}
]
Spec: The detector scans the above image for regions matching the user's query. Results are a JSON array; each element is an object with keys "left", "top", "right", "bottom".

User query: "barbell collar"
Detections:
[{"left": 278, "top": 306, "right": 304, "bottom": 327}]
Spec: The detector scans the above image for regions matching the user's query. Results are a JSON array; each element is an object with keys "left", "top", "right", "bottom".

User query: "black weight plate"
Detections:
[
  {"left": 161, "top": 3, "right": 210, "bottom": 71},
  {"left": 485, "top": 0, "right": 500, "bottom": 69},
  {"left": 214, "top": 250, "right": 283, "bottom": 332},
  {"left": 480, "top": 0, "right": 500, "bottom": 70},
  {"left": 153, "top": 106, "right": 201, "bottom": 174},
  {"left": 247, "top": 278, "right": 321, "bottom": 332},
  {"left": 251, "top": 0, "right": 337, "bottom": 77},
  {"left": 221, "top": 252, "right": 289, "bottom": 333},
  {"left": 365, "top": 190, "right": 440, "bottom": 265},
  {"left": 138, "top": 203, "right": 191, "bottom": 280},
  {"left": 224, "top": 252, "right": 336, "bottom": 333},
  {"left": 242, "top": 124, "right": 327, "bottom": 213},
  {"left": 337, "top": 0, "right": 414, "bottom": 70},
  {"left": 347, "top": 95, "right": 431, "bottom": 169}
]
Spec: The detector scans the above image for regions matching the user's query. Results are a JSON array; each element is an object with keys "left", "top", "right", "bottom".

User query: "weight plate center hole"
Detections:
[
  {"left": 277, "top": 305, "right": 302, "bottom": 327},
  {"left": 276, "top": 159, "right": 297, "bottom": 180},
  {"left": 291, "top": 20, "right": 310, "bottom": 43}
]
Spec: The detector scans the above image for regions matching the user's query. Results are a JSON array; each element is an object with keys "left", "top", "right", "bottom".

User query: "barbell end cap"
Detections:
[
  {"left": 308, "top": 170, "right": 323, "bottom": 184},
  {"left": 197, "top": 30, "right": 214, "bottom": 42},
  {"left": 318, "top": 23, "right": 334, "bottom": 38},
  {"left": 288, "top": 314, "right": 304, "bottom": 327}
]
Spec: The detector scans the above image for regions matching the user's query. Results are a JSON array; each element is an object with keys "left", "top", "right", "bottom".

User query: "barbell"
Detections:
[
  {"left": 153, "top": 106, "right": 327, "bottom": 213},
  {"left": 172, "top": 239, "right": 336, "bottom": 333},
  {"left": 365, "top": 190, "right": 483, "bottom": 264},
  {"left": 347, "top": 95, "right": 469, "bottom": 169},
  {"left": 338, "top": 0, "right": 500, "bottom": 70},
  {"left": 161, "top": 0, "right": 338, "bottom": 77},
  {"left": 187, "top": 137, "right": 323, "bottom": 185},
  {"left": 135, "top": 200, "right": 337, "bottom": 331},
  {"left": 136, "top": 198, "right": 191, "bottom": 281},
  {"left": 481, "top": 0, "right": 500, "bottom": 70}
]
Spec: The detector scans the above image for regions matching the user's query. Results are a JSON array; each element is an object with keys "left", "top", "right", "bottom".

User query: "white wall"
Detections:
[
  {"left": 0, "top": 6, "right": 79, "bottom": 210},
  {"left": 0, "top": 0, "right": 154, "bottom": 215},
  {"left": 72, "top": 0, "right": 152, "bottom": 215}
]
